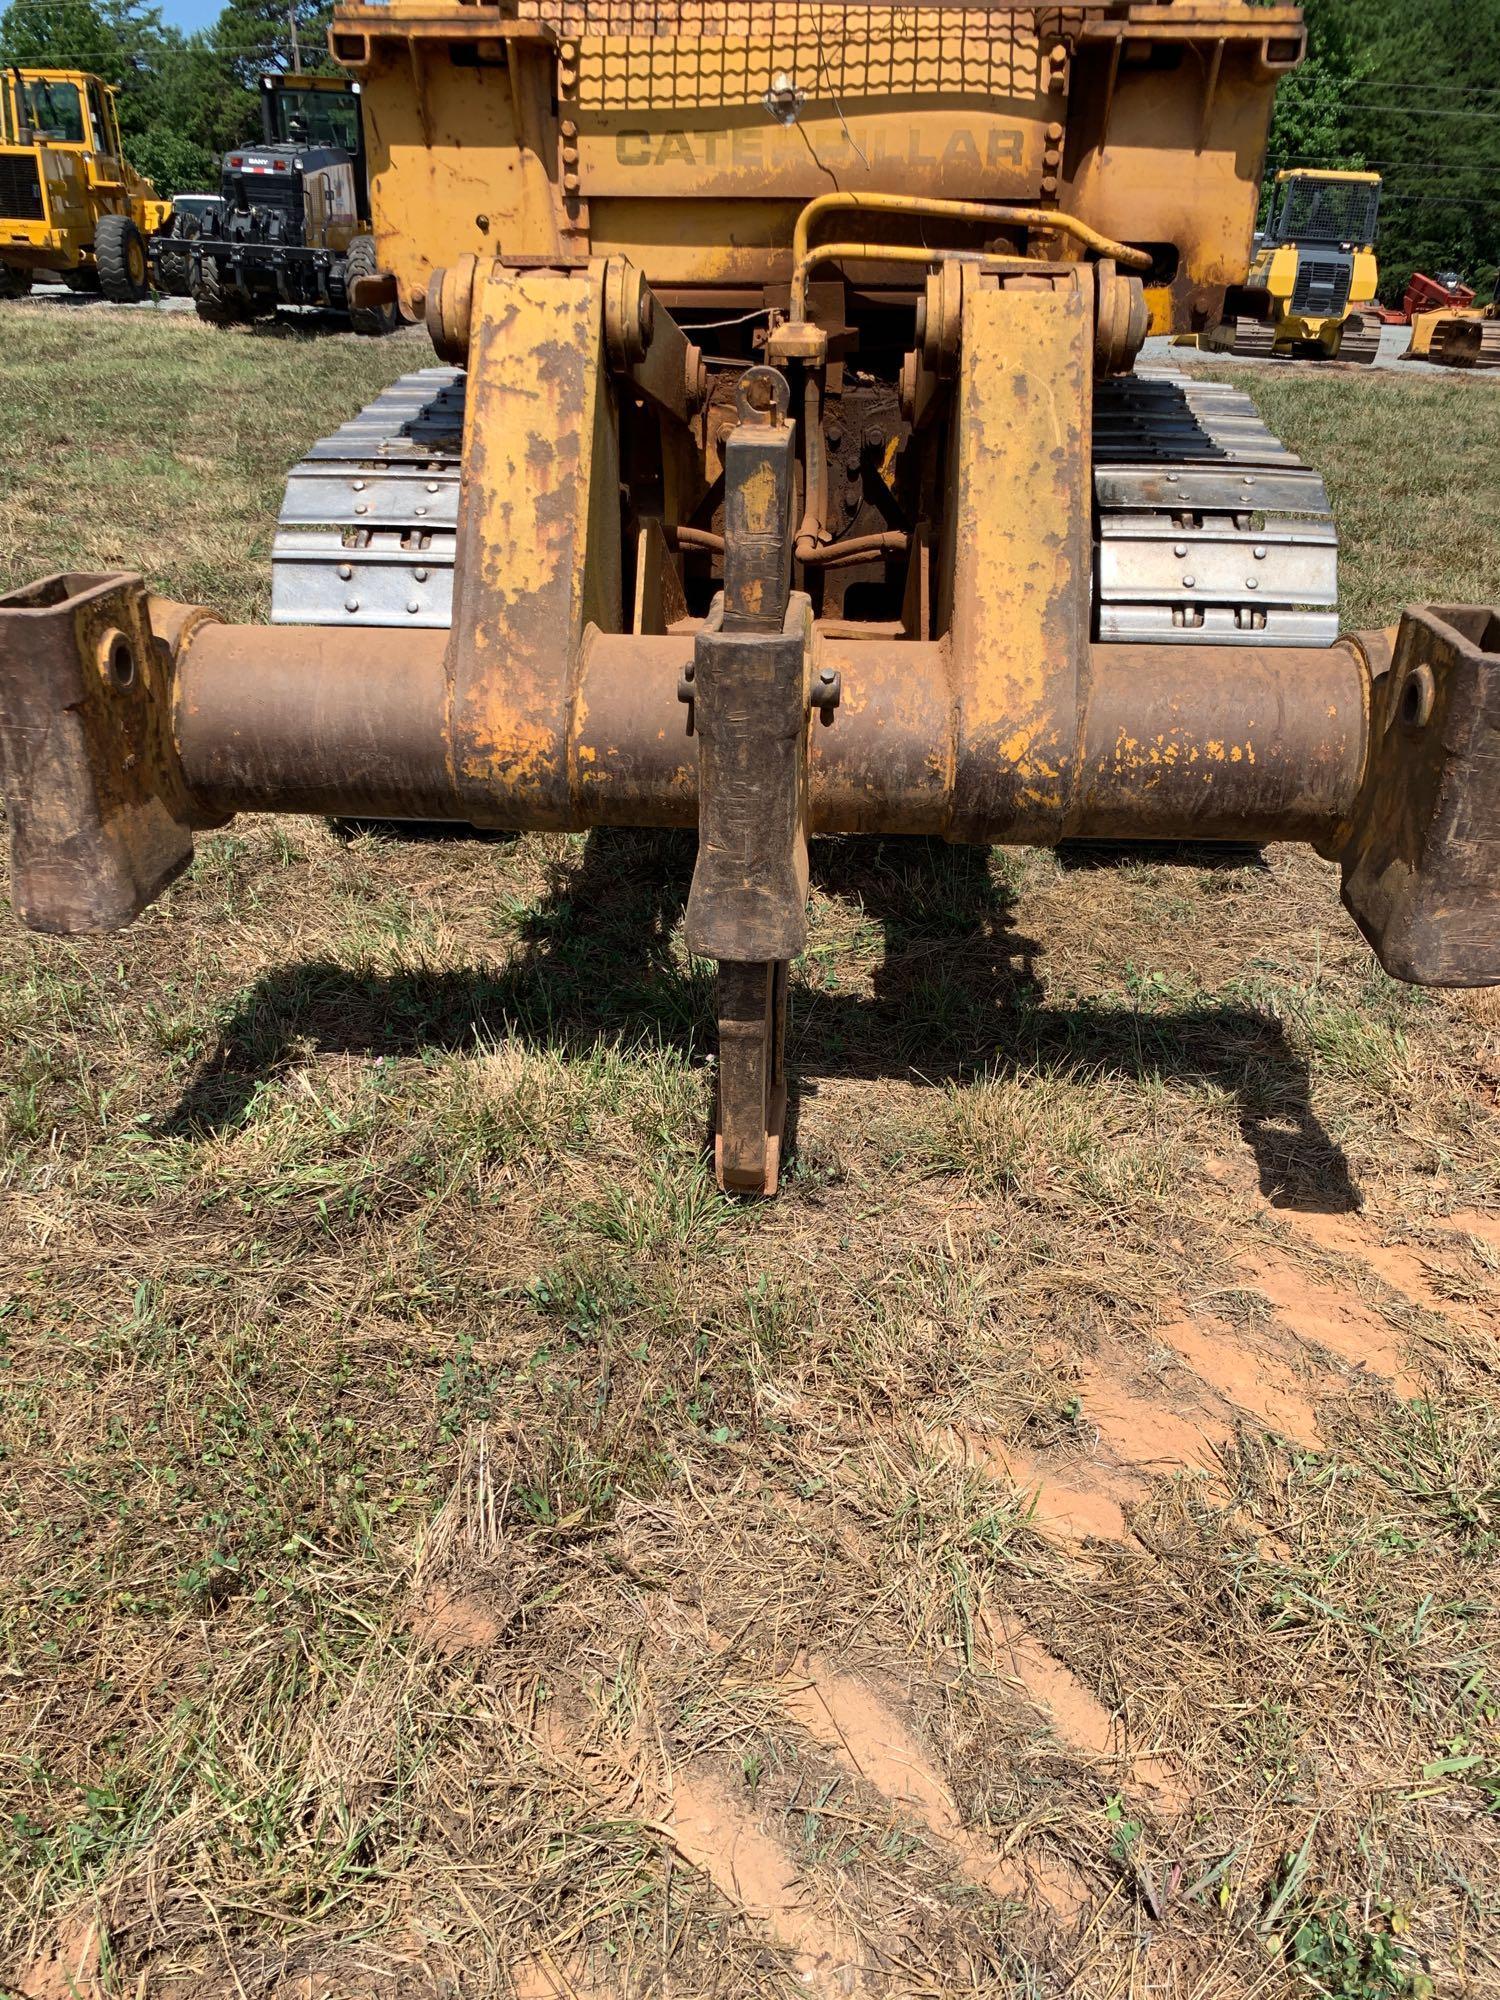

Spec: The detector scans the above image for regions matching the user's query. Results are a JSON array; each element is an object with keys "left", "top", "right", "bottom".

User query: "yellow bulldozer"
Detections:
[
  {"left": 1, "top": 1, "right": 1496, "bottom": 1196},
  {"left": 1204, "top": 168, "right": 1384, "bottom": 362},
  {"left": 0, "top": 65, "right": 169, "bottom": 300},
  {"left": 1403, "top": 269, "right": 1500, "bottom": 370}
]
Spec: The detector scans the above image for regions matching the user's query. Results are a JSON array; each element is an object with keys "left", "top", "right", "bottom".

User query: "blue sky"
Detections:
[{"left": 160, "top": 0, "right": 226, "bottom": 35}]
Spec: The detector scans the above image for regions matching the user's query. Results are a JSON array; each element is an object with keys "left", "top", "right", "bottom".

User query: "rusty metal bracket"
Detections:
[
  {"left": 1339, "top": 605, "right": 1500, "bottom": 986},
  {"left": 683, "top": 366, "right": 811, "bottom": 1193},
  {"left": 604, "top": 258, "right": 708, "bottom": 422},
  {"left": 0, "top": 573, "right": 203, "bottom": 933}
]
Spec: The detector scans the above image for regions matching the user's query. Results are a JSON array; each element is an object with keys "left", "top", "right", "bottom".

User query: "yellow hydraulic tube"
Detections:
[{"left": 789, "top": 192, "right": 1151, "bottom": 315}]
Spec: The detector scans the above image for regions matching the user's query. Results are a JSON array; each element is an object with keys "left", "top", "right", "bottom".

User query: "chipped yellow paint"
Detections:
[
  {"left": 741, "top": 462, "right": 778, "bottom": 538},
  {"left": 445, "top": 261, "right": 623, "bottom": 826},
  {"left": 946, "top": 270, "right": 1090, "bottom": 842}
]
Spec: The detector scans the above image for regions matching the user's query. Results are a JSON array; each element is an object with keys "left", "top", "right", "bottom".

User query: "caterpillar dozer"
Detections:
[
  {"left": 1404, "top": 269, "right": 1500, "bottom": 371},
  {"left": 1211, "top": 168, "right": 1384, "bottom": 363},
  {"left": 0, "top": 67, "right": 169, "bottom": 301},
  {"left": 1, "top": 1, "right": 1496, "bottom": 1196}
]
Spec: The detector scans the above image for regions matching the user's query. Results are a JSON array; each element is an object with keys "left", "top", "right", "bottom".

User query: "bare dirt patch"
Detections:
[
  {"left": 1153, "top": 1314, "right": 1324, "bottom": 1449},
  {"left": 2, "top": 320, "right": 1498, "bottom": 1997},
  {"left": 1238, "top": 1250, "right": 1424, "bottom": 1394}
]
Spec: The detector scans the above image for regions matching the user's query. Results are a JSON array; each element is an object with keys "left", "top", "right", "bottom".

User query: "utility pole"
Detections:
[{"left": 288, "top": 6, "right": 301, "bottom": 72}]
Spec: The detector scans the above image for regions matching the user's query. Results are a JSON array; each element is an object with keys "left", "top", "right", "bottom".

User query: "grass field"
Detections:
[{"left": 0, "top": 306, "right": 1498, "bottom": 2000}]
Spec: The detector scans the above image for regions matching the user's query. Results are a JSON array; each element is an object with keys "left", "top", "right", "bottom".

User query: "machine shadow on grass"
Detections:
[{"left": 168, "top": 827, "right": 1358, "bottom": 1212}]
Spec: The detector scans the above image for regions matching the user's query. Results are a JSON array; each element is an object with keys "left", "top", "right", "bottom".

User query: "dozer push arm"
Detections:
[{"left": 3, "top": 249, "right": 1499, "bottom": 1197}]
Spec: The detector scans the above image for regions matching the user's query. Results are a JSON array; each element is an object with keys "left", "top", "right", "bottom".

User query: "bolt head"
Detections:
[
  {"left": 406, "top": 600, "right": 420, "bottom": 614},
  {"left": 1183, "top": 575, "right": 1196, "bottom": 588},
  {"left": 344, "top": 597, "right": 359, "bottom": 613},
  {"left": 1253, "top": 545, "right": 1267, "bottom": 559},
  {"left": 1245, "top": 577, "right": 1259, "bottom": 590},
  {"left": 338, "top": 563, "right": 353, "bottom": 580},
  {"left": 414, "top": 567, "right": 429, "bottom": 582},
  {"left": 1174, "top": 542, "right": 1188, "bottom": 558},
  {"left": 354, "top": 501, "right": 368, "bottom": 514},
  {"left": 819, "top": 667, "right": 836, "bottom": 684}
]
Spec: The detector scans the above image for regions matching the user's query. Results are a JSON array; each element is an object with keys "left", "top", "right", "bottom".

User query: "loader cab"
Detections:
[{"left": 3, "top": 69, "right": 125, "bottom": 173}]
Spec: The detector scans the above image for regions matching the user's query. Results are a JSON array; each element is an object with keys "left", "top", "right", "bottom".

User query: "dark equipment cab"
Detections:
[{"left": 178, "top": 75, "right": 395, "bottom": 334}]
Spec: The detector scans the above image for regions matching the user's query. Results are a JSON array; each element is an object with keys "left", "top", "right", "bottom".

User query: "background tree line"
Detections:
[
  {"left": 2, "top": 0, "right": 1497, "bottom": 301},
  {"left": 0, "top": 0, "right": 335, "bottom": 193},
  {"left": 1266, "top": 0, "right": 1500, "bottom": 299}
]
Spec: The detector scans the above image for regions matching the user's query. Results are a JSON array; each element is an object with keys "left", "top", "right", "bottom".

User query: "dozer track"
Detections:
[
  {"left": 1229, "top": 318, "right": 1279, "bottom": 358},
  {"left": 1336, "top": 312, "right": 1381, "bottom": 364},
  {"left": 271, "top": 368, "right": 465, "bottom": 627},
  {"left": 1422, "top": 317, "right": 1500, "bottom": 370},
  {"left": 273, "top": 366, "right": 1339, "bottom": 652}
]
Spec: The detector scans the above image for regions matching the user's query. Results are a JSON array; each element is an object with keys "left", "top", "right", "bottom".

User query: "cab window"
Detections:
[
  {"left": 275, "top": 87, "right": 359, "bottom": 153},
  {"left": 21, "top": 78, "right": 86, "bottom": 144},
  {"left": 86, "top": 80, "right": 115, "bottom": 155}
]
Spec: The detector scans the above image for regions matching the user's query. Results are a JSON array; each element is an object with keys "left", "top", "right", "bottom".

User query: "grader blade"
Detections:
[{"left": 2, "top": 0, "right": 1499, "bottom": 1190}]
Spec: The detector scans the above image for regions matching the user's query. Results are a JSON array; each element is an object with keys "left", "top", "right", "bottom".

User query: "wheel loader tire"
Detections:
[
  {"left": 155, "top": 235, "right": 190, "bottom": 298},
  {"left": 345, "top": 234, "right": 398, "bottom": 337},
  {"left": 193, "top": 259, "right": 255, "bottom": 327},
  {"left": 0, "top": 262, "right": 33, "bottom": 300},
  {"left": 95, "top": 215, "right": 150, "bottom": 303}
]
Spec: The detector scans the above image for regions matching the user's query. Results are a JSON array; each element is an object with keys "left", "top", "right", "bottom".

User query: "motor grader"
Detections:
[
  {"left": 0, "top": 67, "right": 168, "bottom": 301},
  {"left": 1, "top": 0, "right": 1496, "bottom": 1196}
]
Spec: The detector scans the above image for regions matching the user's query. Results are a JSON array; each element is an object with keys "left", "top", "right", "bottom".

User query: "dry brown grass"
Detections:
[{"left": 0, "top": 308, "right": 1497, "bottom": 2000}]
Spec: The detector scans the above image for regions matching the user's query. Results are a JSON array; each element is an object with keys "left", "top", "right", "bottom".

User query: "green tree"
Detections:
[
  {"left": 0, "top": 0, "right": 126, "bottom": 73},
  {"left": 1272, "top": 0, "right": 1500, "bottom": 298},
  {"left": 212, "top": 0, "right": 336, "bottom": 88}
]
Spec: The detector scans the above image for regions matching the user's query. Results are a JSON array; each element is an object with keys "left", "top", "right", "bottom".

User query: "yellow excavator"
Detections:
[
  {"left": 1216, "top": 168, "right": 1383, "bottom": 362},
  {"left": 0, "top": 65, "right": 169, "bottom": 300},
  {"left": 0, "top": 3, "right": 1495, "bottom": 1196}
]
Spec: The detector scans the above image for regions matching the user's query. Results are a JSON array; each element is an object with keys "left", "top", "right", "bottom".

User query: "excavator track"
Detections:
[{"left": 275, "top": 365, "right": 1338, "bottom": 651}]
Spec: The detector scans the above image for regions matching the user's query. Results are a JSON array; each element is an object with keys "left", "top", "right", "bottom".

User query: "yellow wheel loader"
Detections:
[
  {"left": 1215, "top": 168, "right": 1384, "bottom": 362},
  {"left": 0, "top": 66, "right": 170, "bottom": 301},
  {"left": 1, "top": 2, "right": 1496, "bottom": 1196}
]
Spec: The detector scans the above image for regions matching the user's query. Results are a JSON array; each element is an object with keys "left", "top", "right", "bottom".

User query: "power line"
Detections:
[{"left": 1336, "top": 101, "right": 1500, "bottom": 123}]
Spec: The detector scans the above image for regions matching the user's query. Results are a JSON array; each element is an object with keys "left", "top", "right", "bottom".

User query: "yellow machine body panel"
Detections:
[
  {"left": 0, "top": 68, "right": 168, "bottom": 285},
  {"left": 330, "top": 0, "right": 1307, "bottom": 334}
]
